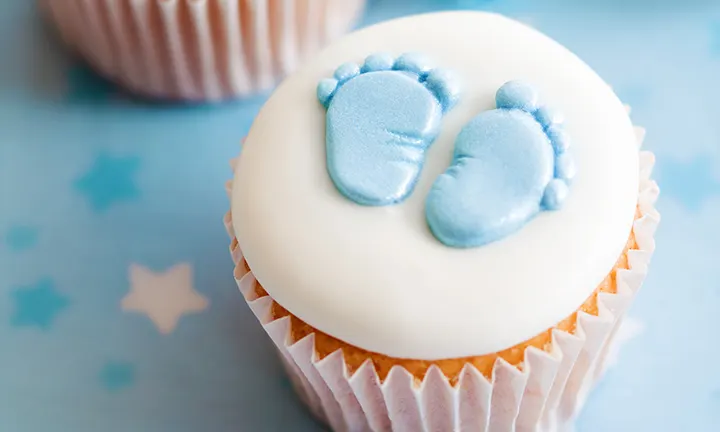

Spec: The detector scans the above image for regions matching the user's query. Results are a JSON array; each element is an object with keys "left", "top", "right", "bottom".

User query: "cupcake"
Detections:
[
  {"left": 225, "top": 12, "right": 659, "bottom": 432},
  {"left": 39, "top": 0, "right": 366, "bottom": 101}
]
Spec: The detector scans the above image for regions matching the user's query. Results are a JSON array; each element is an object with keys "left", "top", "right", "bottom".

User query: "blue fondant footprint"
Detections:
[
  {"left": 426, "top": 81, "right": 574, "bottom": 248},
  {"left": 318, "top": 53, "right": 460, "bottom": 206}
]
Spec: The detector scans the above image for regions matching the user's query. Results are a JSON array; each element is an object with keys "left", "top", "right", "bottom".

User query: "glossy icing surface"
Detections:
[
  {"left": 232, "top": 12, "right": 639, "bottom": 359},
  {"left": 426, "top": 80, "right": 574, "bottom": 247}
]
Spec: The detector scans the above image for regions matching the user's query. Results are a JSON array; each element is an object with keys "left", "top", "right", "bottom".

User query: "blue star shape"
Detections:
[
  {"left": 99, "top": 361, "right": 136, "bottom": 392},
  {"left": 4, "top": 225, "right": 38, "bottom": 252},
  {"left": 10, "top": 279, "right": 70, "bottom": 330},
  {"left": 65, "top": 63, "right": 118, "bottom": 103},
  {"left": 75, "top": 153, "right": 141, "bottom": 212},
  {"left": 659, "top": 157, "right": 720, "bottom": 210}
]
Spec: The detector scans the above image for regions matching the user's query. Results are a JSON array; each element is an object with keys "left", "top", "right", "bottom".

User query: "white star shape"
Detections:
[{"left": 122, "top": 263, "right": 209, "bottom": 334}]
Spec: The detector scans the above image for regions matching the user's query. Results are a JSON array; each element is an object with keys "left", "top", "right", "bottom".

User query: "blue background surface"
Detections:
[{"left": 1, "top": 0, "right": 719, "bottom": 431}]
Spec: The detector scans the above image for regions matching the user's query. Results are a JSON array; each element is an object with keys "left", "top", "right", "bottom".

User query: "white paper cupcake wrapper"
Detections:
[
  {"left": 224, "top": 126, "right": 659, "bottom": 432},
  {"left": 40, "top": 0, "right": 365, "bottom": 101}
]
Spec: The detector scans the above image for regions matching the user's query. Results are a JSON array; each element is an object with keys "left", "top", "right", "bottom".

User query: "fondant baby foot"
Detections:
[
  {"left": 318, "top": 53, "right": 460, "bottom": 206},
  {"left": 426, "top": 81, "right": 574, "bottom": 247}
]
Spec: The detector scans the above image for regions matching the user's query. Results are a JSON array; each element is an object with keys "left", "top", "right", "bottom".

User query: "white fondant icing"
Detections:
[{"left": 232, "top": 12, "right": 639, "bottom": 359}]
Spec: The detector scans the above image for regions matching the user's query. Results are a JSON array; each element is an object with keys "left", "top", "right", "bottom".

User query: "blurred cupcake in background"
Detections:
[{"left": 39, "top": 0, "right": 366, "bottom": 102}]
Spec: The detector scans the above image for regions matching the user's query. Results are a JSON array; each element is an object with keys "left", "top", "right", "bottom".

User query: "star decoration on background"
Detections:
[
  {"left": 4, "top": 225, "right": 38, "bottom": 252},
  {"left": 122, "top": 263, "right": 209, "bottom": 334},
  {"left": 658, "top": 156, "right": 720, "bottom": 210},
  {"left": 10, "top": 279, "right": 70, "bottom": 330},
  {"left": 99, "top": 361, "right": 136, "bottom": 392},
  {"left": 74, "top": 153, "right": 141, "bottom": 212},
  {"left": 65, "top": 63, "right": 120, "bottom": 103}
]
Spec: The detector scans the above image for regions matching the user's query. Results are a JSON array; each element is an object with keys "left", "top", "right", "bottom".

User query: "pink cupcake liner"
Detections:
[
  {"left": 40, "top": 0, "right": 366, "bottom": 101},
  {"left": 223, "top": 126, "right": 659, "bottom": 431}
]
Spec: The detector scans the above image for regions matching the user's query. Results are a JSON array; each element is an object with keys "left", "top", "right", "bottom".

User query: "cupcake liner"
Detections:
[
  {"left": 40, "top": 0, "right": 365, "bottom": 101},
  {"left": 224, "top": 126, "right": 659, "bottom": 432}
]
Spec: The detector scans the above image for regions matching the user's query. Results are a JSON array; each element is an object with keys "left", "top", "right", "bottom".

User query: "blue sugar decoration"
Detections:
[
  {"left": 318, "top": 53, "right": 460, "bottom": 206},
  {"left": 426, "top": 81, "right": 574, "bottom": 248}
]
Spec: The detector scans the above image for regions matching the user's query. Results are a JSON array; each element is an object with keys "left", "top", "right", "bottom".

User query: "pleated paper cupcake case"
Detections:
[
  {"left": 223, "top": 124, "right": 659, "bottom": 432},
  {"left": 40, "top": 0, "right": 365, "bottom": 101}
]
